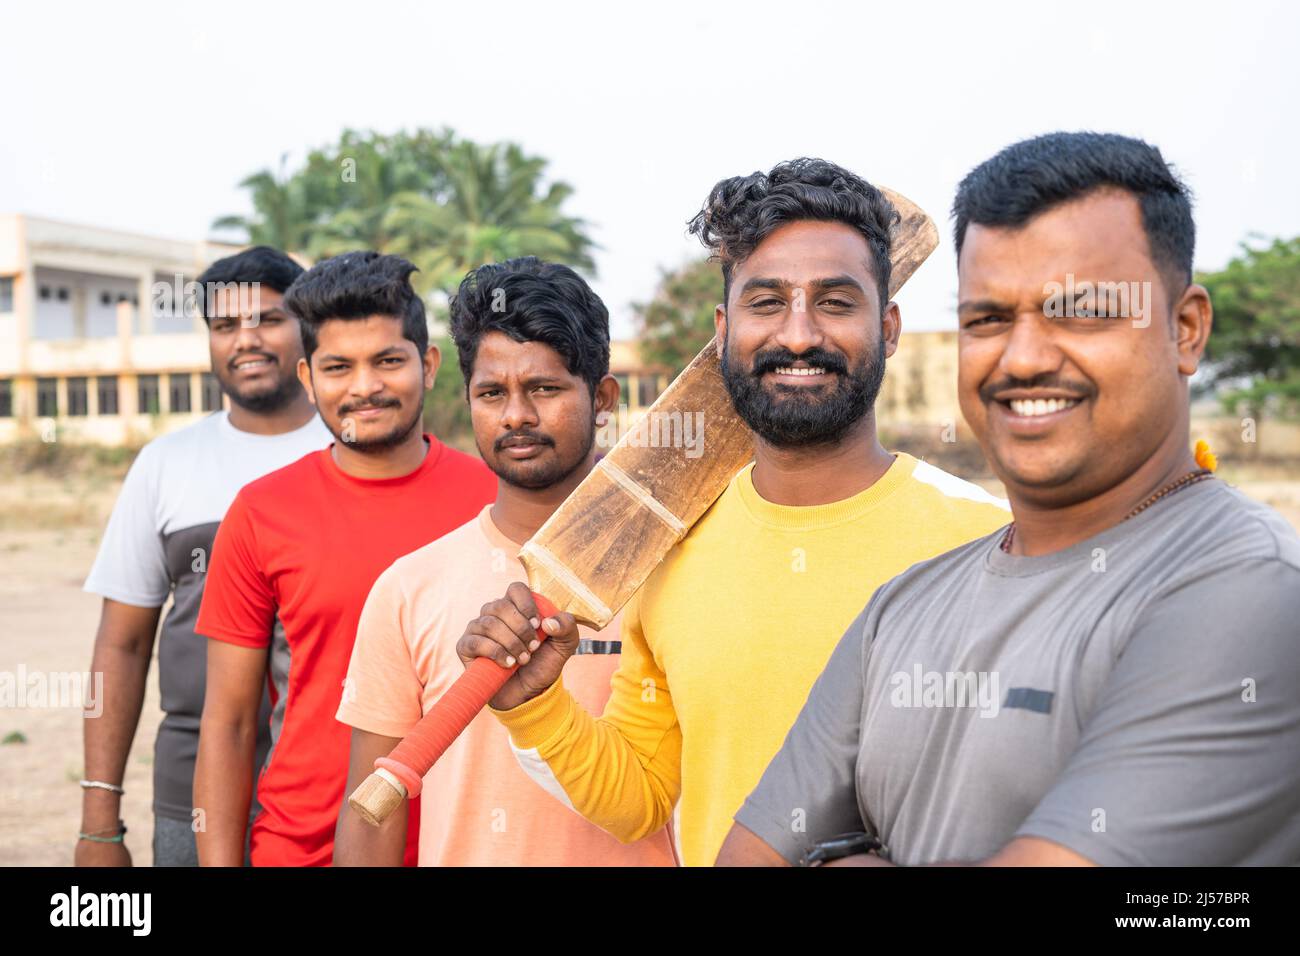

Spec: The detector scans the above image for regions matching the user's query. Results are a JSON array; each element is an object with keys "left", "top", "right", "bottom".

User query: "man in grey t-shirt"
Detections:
[{"left": 718, "top": 132, "right": 1300, "bottom": 867}]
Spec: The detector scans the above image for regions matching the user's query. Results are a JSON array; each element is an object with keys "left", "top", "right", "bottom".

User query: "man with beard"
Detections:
[
  {"left": 718, "top": 133, "right": 1300, "bottom": 867},
  {"left": 193, "top": 252, "right": 495, "bottom": 866},
  {"left": 455, "top": 159, "right": 1010, "bottom": 866},
  {"left": 332, "top": 258, "right": 674, "bottom": 866},
  {"left": 78, "top": 247, "right": 329, "bottom": 867}
]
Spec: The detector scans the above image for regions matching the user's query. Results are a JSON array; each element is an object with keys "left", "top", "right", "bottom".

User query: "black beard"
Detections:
[
  {"left": 222, "top": 371, "right": 302, "bottom": 414},
  {"left": 328, "top": 396, "right": 425, "bottom": 455},
  {"left": 480, "top": 425, "right": 595, "bottom": 491},
  {"left": 721, "top": 335, "right": 886, "bottom": 448}
]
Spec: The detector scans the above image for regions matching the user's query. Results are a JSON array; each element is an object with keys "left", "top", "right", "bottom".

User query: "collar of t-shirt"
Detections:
[
  {"left": 315, "top": 433, "right": 446, "bottom": 496},
  {"left": 734, "top": 452, "right": 916, "bottom": 532},
  {"left": 983, "top": 477, "right": 1221, "bottom": 578},
  {"left": 476, "top": 503, "right": 527, "bottom": 555},
  {"left": 215, "top": 408, "right": 329, "bottom": 447}
]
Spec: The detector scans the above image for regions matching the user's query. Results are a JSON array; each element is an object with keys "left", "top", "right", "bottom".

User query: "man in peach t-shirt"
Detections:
[{"left": 333, "top": 258, "right": 675, "bottom": 866}]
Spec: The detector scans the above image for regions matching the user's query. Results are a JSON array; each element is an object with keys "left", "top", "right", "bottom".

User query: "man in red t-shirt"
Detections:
[{"left": 194, "top": 252, "right": 496, "bottom": 866}]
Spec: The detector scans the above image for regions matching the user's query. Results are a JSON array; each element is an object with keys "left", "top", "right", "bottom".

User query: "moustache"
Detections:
[
  {"left": 750, "top": 347, "right": 849, "bottom": 378},
  {"left": 979, "top": 375, "right": 1095, "bottom": 404},
  {"left": 495, "top": 431, "right": 555, "bottom": 452},
  {"left": 339, "top": 397, "right": 402, "bottom": 415}
]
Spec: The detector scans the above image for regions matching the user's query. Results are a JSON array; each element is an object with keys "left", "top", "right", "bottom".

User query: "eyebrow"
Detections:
[
  {"left": 472, "top": 374, "right": 566, "bottom": 390},
  {"left": 957, "top": 298, "right": 1015, "bottom": 315},
  {"left": 737, "top": 275, "right": 867, "bottom": 296},
  {"left": 317, "top": 346, "right": 408, "bottom": 364}
]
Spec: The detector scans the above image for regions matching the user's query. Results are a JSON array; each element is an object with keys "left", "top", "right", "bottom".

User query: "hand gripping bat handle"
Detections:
[{"left": 347, "top": 592, "right": 559, "bottom": 827}]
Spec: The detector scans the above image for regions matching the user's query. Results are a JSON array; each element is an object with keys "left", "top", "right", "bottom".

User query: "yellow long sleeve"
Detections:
[{"left": 492, "top": 590, "right": 682, "bottom": 845}]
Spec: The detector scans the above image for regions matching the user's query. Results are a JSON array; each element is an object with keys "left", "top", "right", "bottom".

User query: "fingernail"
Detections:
[
  {"left": 529, "top": 617, "right": 540, "bottom": 629},
  {"left": 543, "top": 618, "right": 557, "bottom": 633},
  {"left": 528, "top": 640, "right": 540, "bottom": 652},
  {"left": 505, "top": 656, "right": 516, "bottom": 667}
]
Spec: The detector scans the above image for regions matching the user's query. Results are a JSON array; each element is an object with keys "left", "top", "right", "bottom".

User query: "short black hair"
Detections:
[
  {"left": 283, "top": 251, "right": 428, "bottom": 360},
  {"left": 952, "top": 131, "right": 1195, "bottom": 295},
  {"left": 195, "top": 245, "right": 304, "bottom": 324},
  {"left": 687, "top": 157, "right": 898, "bottom": 310},
  {"left": 448, "top": 257, "right": 610, "bottom": 396}
]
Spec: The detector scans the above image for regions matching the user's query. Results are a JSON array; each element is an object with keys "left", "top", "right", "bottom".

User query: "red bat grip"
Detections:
[{"left": 374, "top": 591, "right": 558, "bottom": 799}]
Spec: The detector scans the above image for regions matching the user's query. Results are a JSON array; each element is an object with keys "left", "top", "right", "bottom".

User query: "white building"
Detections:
[{"left": 0, "top": 214, "right": 241, "bottom": 445}]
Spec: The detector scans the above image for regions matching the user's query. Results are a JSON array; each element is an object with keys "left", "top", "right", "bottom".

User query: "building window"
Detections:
[
  {"left": 0, "top": 380, "right": 11, "bottom": 417},
  {"left": 66, "top": 377, "right": 89, "bottom": 416},
  {"left": 637, "top": 375, "right": 660, "bottom": 408},
  {"left": 37, "top": 377, "right": 59, "bottom": 417},
  {"left": 97, "top": 376, "right": 119, "bottom": 416},
  {"left": 138, "top": 375, "right": 161, "bottom": 415},
  {"left": 56, "top": 287, "right": 69, "bottom": 302},
  {"left": 0, "top": 277, "right": 13, "bottom": 312},
  {"left": 39, "top": 285, "right": 51, "bottom": 301},
  {"left": 169, "top": 374, "right": 192, "bottom": 413},
  {"left": 200, "top": 372, "right": 223, "bottom": 412},
  {"left": 614, "top": 373, "right": 630, "bottom": 405}
]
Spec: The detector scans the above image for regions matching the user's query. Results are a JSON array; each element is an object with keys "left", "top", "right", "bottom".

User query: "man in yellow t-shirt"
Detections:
[
  {"left": 333, "top": 258, "right": 674, "bottom": 866},
  {"left": 457, "top": 159, "right": 1009, "bottom": 866}
]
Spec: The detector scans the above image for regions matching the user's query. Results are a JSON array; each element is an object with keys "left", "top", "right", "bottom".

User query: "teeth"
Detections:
[
  {"left": 774, "top": 367, "right": 825, "bottom": 377},
  {"left": 237, "top": 359, "right": 270, "bottom": 369},
  {"left": 1009, "top": 398, "right": 1079, "bottom": 417}
]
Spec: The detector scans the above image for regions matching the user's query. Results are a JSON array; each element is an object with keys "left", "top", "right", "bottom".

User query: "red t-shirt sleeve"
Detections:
[{"left": 196, "top": 490, "right": 277, "bottom": 647}]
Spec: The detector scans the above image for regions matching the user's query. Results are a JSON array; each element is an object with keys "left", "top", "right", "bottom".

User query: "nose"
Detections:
[
  {"left": 347, "top": 364, "right": 386, "bottom": 401},
  {"left": 773, "top": 295, "right": 825, "bottom": 357},
  {"left": 499, "top": 388, "right": 539, "bottom": 431},
  {"left": 231, "top": 318, "right": 264, "bottom": 353},
  {"left": 998, "top": 312, "right": 1064, "bottom": 383}
]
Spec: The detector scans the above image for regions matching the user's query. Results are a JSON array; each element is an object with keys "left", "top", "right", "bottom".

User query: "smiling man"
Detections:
[
  {"left": 333, "top": 258, "right": 674, "bottom": 866},
  {"left": 193, "top": 252, "right": 495, "bottom": 866},
  {"left": 456, "top": 160, "right": 1009, "bottom": 866},
  {"left": 719, "top": 132, "right": 1300, "bottom": 867},
  {"left": 79, "top": 247, "right": 329, "bottom": 867}
]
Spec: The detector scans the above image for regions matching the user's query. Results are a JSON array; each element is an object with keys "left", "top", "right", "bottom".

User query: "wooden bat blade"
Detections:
[{"left": 520, "top": 185, "right": 940, "bottom": 627}]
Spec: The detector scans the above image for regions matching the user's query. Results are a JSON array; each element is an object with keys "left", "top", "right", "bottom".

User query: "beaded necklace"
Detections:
[{"left": 999, "top": 468, "right": 1215, "bottom": 554}]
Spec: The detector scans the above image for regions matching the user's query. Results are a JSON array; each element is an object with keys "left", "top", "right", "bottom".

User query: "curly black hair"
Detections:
[
  {"left": 448, "top": 257, "right": 610, "bottom": 397},
  {"left": 687, "top": 157, "right": 899, "bottom": 310}
]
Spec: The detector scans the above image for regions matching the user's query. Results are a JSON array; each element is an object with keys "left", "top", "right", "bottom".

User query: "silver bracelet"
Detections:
[{"left": 80, "top": 779, "right": 124, "bottom": 795}]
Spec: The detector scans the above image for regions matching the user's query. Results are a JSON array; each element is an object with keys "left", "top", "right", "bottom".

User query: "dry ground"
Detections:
[{"left": 1, "top": 462, "right": 1297, "bottom": 866}]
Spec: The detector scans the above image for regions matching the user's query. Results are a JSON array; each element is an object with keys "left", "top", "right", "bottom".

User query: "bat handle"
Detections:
[{"left": 347, "top": 591, "right": 560, "bottom": 827}]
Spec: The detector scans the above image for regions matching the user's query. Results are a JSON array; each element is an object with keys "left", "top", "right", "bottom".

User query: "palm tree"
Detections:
[{"left": 382, "top": 140, "right": 596, "bottom": 295}]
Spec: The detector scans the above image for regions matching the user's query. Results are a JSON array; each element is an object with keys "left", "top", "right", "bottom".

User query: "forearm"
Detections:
[
  {"left": 494, "top": 679, "right": 680, "bottom": 843},
  {"left": 81, "top": 641, "right": 151, "bottom": 829},
  {"left": 193, "top": 719, "right": 256, "bottom": 866},
  {"left": 333, "top": 806, "right": 407, "bottom": 867}
]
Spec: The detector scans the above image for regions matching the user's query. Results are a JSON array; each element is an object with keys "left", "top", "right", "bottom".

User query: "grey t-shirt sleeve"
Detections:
[
  {"left": 733, "top": 603, "right": 873, "bottom": 864},
  {"left": 1016, "top": 558, "right": 1300, "bottom": 865},
  {"left": 84, "top": 443, "right": 170, "bottom": 607}
]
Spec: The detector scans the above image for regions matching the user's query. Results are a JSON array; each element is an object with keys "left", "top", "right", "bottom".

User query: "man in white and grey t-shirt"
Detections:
[
  {"left": 78, "top": 247, "right": 329, "bottom": 867},
  {"left": 719, "top": 132, "right": 1300, "bottom": 867}
]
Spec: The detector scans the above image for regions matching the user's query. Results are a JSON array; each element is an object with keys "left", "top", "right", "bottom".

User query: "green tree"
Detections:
[
  {"left": 634, "top": 258, "right": 723, "bottom": 378},
  {"left": 382, "top": 139, "right": 595, "bottom": 295},
  {"left": 1199, "top": 236, "right": 1300, "bottom": 420},
  {"left": 214, "top": 129, "right": 595, "bottom": 298}
]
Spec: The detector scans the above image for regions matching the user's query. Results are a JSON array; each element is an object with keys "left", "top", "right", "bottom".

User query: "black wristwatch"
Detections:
[{"left": 800, "top": 831, "right": 886, "bottom": 867}]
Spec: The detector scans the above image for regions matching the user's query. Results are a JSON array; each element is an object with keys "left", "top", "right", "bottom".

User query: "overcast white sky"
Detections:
[{"left": 2, "top": 0, "right": 1296, "bottom": 338}]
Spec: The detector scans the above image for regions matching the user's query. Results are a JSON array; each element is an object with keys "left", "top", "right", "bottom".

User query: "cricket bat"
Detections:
[{"left": 348, "top": 187, "right": 940, "bottom": 826}]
